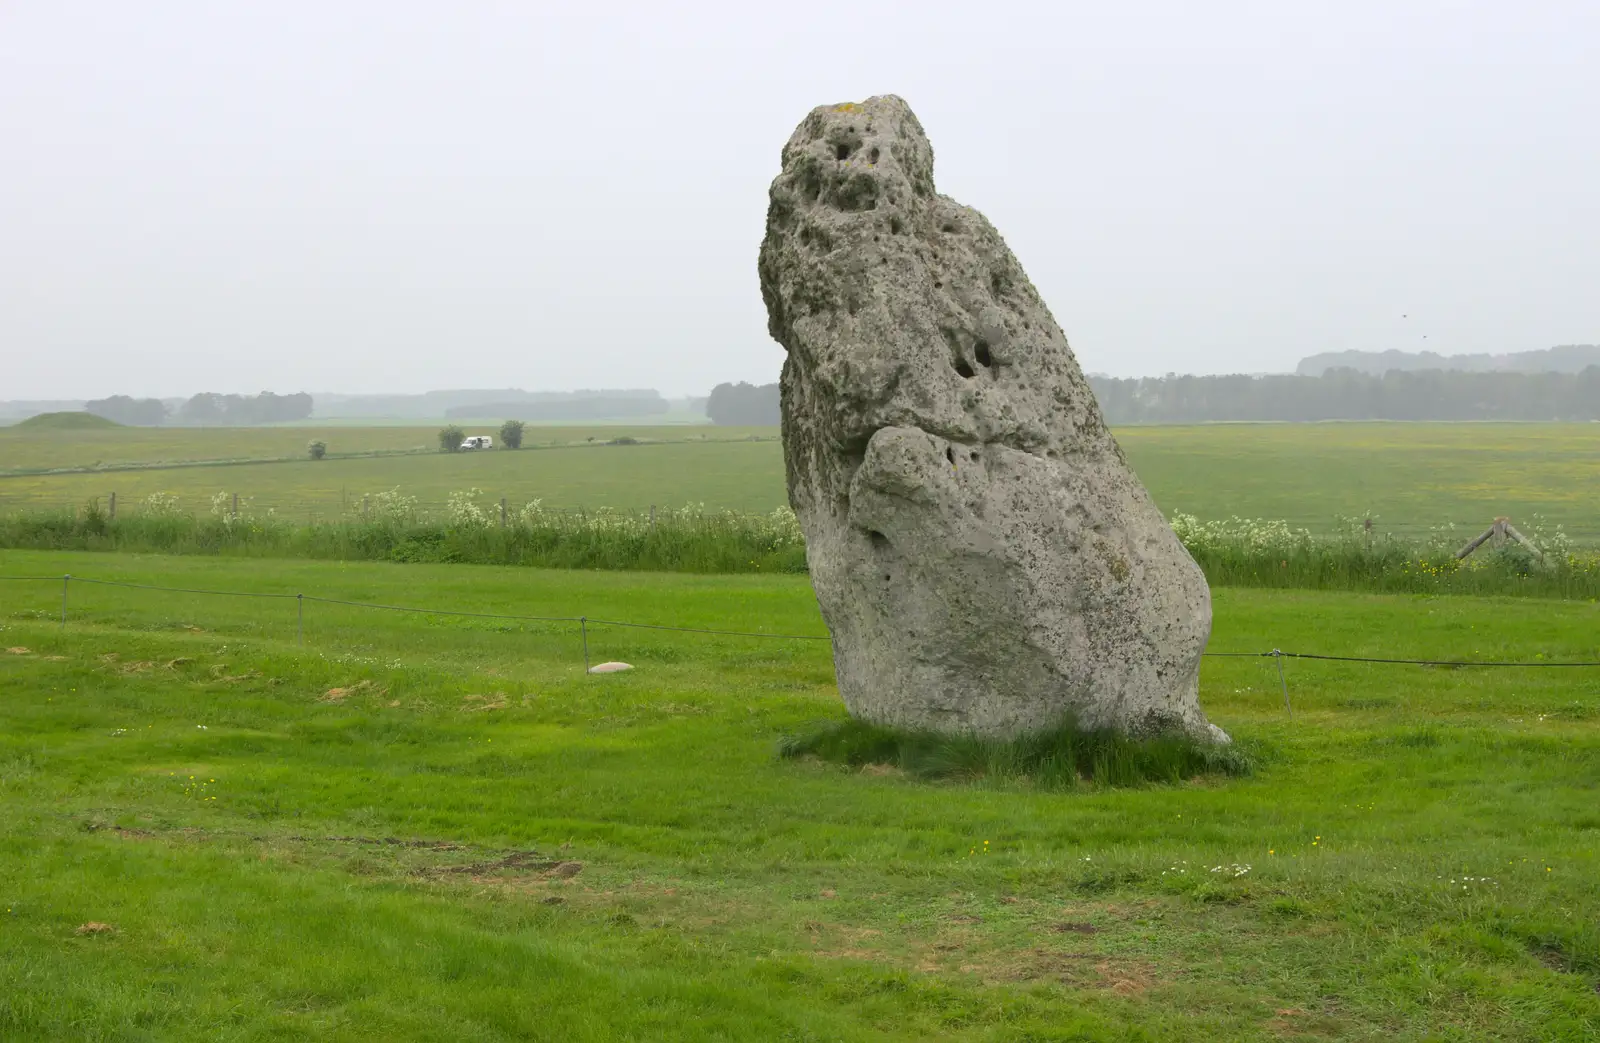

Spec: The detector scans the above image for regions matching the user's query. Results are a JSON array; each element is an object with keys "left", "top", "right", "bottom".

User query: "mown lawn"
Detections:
[{"left": 1, "top": 549, "right": 1597, "bottom": 1041}]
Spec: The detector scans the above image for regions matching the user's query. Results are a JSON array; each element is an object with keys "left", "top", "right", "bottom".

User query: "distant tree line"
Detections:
[
  {"left": 1297, "top": 344, "right": 1600, "bottom": 377},
  {"left": 704, "top": 369, "right": 1600, "bottom": 425},
  {"left": 83, "top": 395, "right": 169, "bottom": 426},
  {"left": 443, "top": 392, "right": 667, "bottom": 421},
  {"left": 85, "top": 392, "right": 313, "bottom": 427},
  {"left": 1090, "top": 368, "right": 1600, "bottom": 423},
  {"left": 706, "top": 382, "right": 780, "bottom": 425}
]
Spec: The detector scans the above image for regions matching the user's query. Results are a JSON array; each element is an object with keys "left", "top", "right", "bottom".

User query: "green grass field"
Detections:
[
  {"left": 2, "top": 549, "right": 1597, "bottom": 1040},
  {"left": 3, "top": 423, "right": 1598, "bottom": 542},
  {"left": 0, "top": 423, "right": 772, "bottom": 482}
]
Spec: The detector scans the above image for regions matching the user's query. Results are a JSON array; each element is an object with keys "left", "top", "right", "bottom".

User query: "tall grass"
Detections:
[
  {"left": 778, "top": 716, "right": 1256, "bottom": 789},
  {"left": 0, "top": 490, "right": 807, "bottom": 574},
  {"left": 1171, "top": 512, "right": 1600, "bottom": 599},
  {"left": 2, "top": 492, "right": 1598, "bottom": 598}
]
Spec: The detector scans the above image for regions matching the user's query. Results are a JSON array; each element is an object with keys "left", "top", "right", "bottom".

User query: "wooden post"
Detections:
[
  {"left": 1503, "top": 521, "right": 1543, "bottom": 558},
  {"left": 500, "top": 497, "right": 507, "bottom": 528},
  {"left": 1456, "top": 524, "right": 1498, "bottom": 560},
  {"left": 362, "top": 495, "right": 369, "bottom": 521},
  {"left": 232, "top": 492, "right": 239, "bottom": 519},
  {"left": 650, "top": 504, "right": 656, "bottom": 531},
  {"left": 108, "top": 491, "right": 116, "bottom": 521},
  {"left": 1456, "top": 516, "right": 1541, "bottom": 560}
]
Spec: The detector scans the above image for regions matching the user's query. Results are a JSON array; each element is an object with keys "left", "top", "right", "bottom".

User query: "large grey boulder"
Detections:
[{"left": 758, "top": 95, "right": 1225, "bottom": 742}]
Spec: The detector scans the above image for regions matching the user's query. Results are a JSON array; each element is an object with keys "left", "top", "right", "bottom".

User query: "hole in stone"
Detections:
[
  {"left": 945, "top": 446, "right": 955, "bottom": 465},
  {"left": 954, "top": 359, "right": 976, "bottom": 379},
  {"left": 883, "top": 574, "right": 891, "bottom": 582},
  {"left": 974, "top": 340, "right": 993, "bottom": 368},
  {"left": 889, "top": 215, "right": 904, "bottom": 234},
  {"left": 835, "top": 143, "right": 851, "bottom": 161},
  {"left": 969, "top": 450, "right": 979, "bottom": 462},
  {"left": 868, "top": 530, "right": 890, "bottom": 549},
  {"left": 933, "top": 280, "right": 942, "bottom": 288},
  {"left": 869, "top": 146, "right": 880, "bottom": 164},
  {"left": 941, "top": 222, "right": 957, "bottom": 233}
]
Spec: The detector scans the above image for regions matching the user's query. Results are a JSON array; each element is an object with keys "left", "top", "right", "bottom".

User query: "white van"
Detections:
[{"left": 461, "top": 435, "right": 493, "bottom": 450}]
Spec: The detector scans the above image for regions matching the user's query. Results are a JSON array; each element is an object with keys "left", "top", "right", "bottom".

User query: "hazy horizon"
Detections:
[{"left": 4, "top": 2, "right": 1597, "bottom": 400}]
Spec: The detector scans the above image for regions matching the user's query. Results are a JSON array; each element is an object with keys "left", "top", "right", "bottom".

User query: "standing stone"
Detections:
[{"left": 758, "top": 95, "right": 1225, "bottom": 742}]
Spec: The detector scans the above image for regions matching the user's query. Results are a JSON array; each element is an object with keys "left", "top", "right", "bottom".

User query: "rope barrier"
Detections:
[
  {"left": 583, "top": 617, "right": 832, "bottom": 641},
  {"left": 2, "top": 573, "right": 829, "bottom": 642},
  {"left": 68, "top": 576, "right": 301, "bottom": 599},
  {"left": 1274, "top": 650, "right": 1600, "bottom": 668},
  {"left": 299, "top": 594, "right": 580, "bottom": 625},
  {"left": 4, "top": 571, "right": 1599, "bottom": 663}
]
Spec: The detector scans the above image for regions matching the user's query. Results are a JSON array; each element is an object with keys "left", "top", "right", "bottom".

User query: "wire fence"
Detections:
[
  {"left": 0, "top": 572, "right": 836, "bottom": 675},
  {"left": 6, "top": 573, "right": 1600, "bottom": 690}
]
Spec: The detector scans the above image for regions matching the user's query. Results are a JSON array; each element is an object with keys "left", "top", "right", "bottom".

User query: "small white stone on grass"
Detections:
[{"left": 587, "top": 662, "right": 634, "bottom": 674}]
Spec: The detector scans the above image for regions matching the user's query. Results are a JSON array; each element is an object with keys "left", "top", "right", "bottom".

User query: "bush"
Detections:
[
  {"left": 498, "top": 419, "right": 525, "bottom": 450},
  {"left": 438, "top": 425, "right": 465, "bottom": 453},
  {"left": 306, "top": 440, "right": 327, "bottom": 460}
]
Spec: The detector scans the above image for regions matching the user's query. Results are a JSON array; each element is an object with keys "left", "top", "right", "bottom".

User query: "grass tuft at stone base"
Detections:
[{"left": 778, "top": 715, "right": 1256, "bottom": 789}]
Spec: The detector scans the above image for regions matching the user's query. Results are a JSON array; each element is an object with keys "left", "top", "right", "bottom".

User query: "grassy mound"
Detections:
[
  {"left": 779, "top": 716, "right": 1256, "bottom": 789},
  {"left": 13, "top": 411, "right": 123, "bottom": 430}
]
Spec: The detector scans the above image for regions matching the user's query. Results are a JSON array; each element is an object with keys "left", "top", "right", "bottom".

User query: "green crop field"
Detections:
[
  {"left": 0, "top": 423, "right": 773, "bottom": 480},
  {"left": 1, "top": 549, "right": 1597, "bottom": 1040},
  {"left": 3, "top": 423, "right": 1598, "bottom": 542}
]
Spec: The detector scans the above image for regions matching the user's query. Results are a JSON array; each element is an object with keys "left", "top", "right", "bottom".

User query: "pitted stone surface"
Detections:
[{"left": 758, "top": 95, "right": 1224, "bottom": 741}]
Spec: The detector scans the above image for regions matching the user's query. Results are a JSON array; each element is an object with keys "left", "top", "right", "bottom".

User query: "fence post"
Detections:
[
  {"left": 109, "top": 492, "right": 116, "bottom": 521},
  {"left": 232, "top": 492, "right": 239, "bottom": 519},
  {"left": 580, "top": 616, "right": 589, "bottom": 674},
  {"left": 297, "top": 594, "right": 304, "bottom": 646},
  {"left": 1272, "top": 649, "right": 1291, "bottom": 719},
  {"left": 500, "top": 498, "right": 507, "bottom": 528},
  {"left": 650, "top": 504, "right": 656, "bottom": 532},
  {"left": 61, "top": 574, "right": 69, "bottom": 629}
]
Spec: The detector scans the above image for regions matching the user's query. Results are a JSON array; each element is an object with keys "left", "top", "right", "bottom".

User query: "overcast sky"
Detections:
[{"left": 2, "top": 2, "right": 1596, "bottom": 399}]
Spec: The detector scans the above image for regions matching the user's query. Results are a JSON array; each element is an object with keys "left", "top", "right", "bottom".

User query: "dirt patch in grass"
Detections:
[
  {"left": 317, "top": 835, "right": 465, "bottom": 851},
  {"left": 321, "top": 680, "right": 385, "bottom": 703}
]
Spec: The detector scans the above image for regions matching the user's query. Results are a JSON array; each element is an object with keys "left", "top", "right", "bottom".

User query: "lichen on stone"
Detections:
[{"left": 759, "top": 95, "right": 1226, "bottom": 742}]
